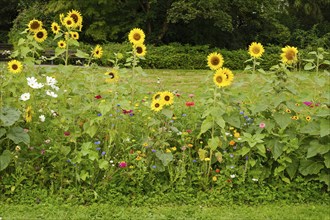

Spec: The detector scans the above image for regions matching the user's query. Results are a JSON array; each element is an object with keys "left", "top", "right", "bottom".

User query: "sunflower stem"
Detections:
[{"left": 252, "top": 57, "right": 256, "bottom": 75}]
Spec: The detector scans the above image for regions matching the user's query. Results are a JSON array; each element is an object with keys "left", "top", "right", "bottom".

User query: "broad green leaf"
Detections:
[
  {"left": 215, "top": 117, "right": 225, "bottom": 128},
  {"left": 75, "top": 49, "right": 89, "bottom": 59},
  {"left": 207, "top": 136, "right": 219, "bottom": 151},
  {"left": 282, "top": 176, "right": 291, "bottom": 184},
  {"left": 299, "top": 160, "right": 324, "bottom": 176},
  {"left": 286, "top": 158, "right": 299, "bottom": 179},
  {"left": 272, "top": 140, "right": 284, "bottom": 160},
  {"left": 304, "top": 63, "right": 315, "bottom": 71},
  {"left": 162, "top": 109, "right": 173, "bottom": 119},
  {"left": 0, "top": 150, "right": 12, "bottom": 171},
  {"left": 156, "top": 151, "right": 173, "bottom": 166},
  {"left": 55, "top": 47, "right": 65, "bottom": 56},
  {"left": 322, "top": 60, "right": 330, "bottom": 65},
  {"left": 0, "top": 107, "right": 21, "bottom": 126},
  {"left": 299, "top": 121, "right": 320, "bottom": 135},
  {"left": 7, "top": 127, "right": 30, "bottom": 145},
  {"left": 20, "top": 46, "right": 30, "bottom": 57},
  {"left": 17, "top": 38, "right": 25, "bottom": 46},
  {"left": 273, "top": 112, "right": 291, "bottom": 129},
  {"left": 198, "top": 116, "right": 213, "bottom": 137},
  {"left": 318, "top": 171, "right": 330, "bottom": 191},
  {"left": 60, "top": 146, "right": 71, "bottom": 156},
  {"left": 88, "top": 151, "right": 99, "bottom": 161},
  {"left": 80, "top": 170, "right": 89, "bottom": 181},
  {"left": 84, "top": 125, "right": 98, "bottom": 138},
  {"left": 238, "top": 146, "right": 250, "bottom": 156},
  {"left": 54, "top": 32, "right": 63, "bottom": 40},
  {"left": 99, "top": 102, "right": 112, "bottom": 115},
  {"left": 320, "top": 119, "right": 330, "bottom": 137},
  {"left": 250, "top": 102, "right": 268, "bottom": 114},
  {"left": 223, "top": 113, "right": 241, "bottom": 128},
  {"left": 256, "top": 144, "right": 266, "bottom": 157},
  {"left": 0, "top": 128, "right": 5, "bottom": 138},
  {"left": 81, "top": 142, "right": 92, "bottom": 156},
  {"left": 99, "top": 159, "right": 109, "bottom": 169},
  {"left": 306, "top": 140, "right": 329, "bottom": 158},
  {"left": 324, "top": 152, "right": 330, "bottom": 168}
]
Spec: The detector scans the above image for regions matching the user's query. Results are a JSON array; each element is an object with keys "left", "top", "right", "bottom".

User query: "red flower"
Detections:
[
  {"left": 215, "top": 169, "right": 220, "bottom": 173},
  {"left": 119, "top": 161, "right": 127, "bottom": 168},
  {"left": 185, "top": 101, "right": 195, "bottom": 107},
  {"left": 95, "top": 95, "right": 102, "bottom": 99},
  {"left": 122, "top": 109, "right": 133, "bottom": 114},
  {"left": 64, "top": 131, "right": 70, "bottom": 136},
  {"left": 186, "top": 129, "right": 192, "bottom": 133}
]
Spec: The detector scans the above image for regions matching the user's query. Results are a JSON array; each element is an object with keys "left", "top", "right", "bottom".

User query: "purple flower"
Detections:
[
  {"left": 239, "top": 111, "right": 244, "bottom": 115},
  {"left": 152, "top": 165, "right": 156, "bottom": 169},
  {"left": 152, "top": 149, "right": 156, "bottom": 153},
  {"left": 101, "top": 151, "right": 106, "bottom": 156},
  {"left": 97, "top": 113, "right": 102, "bottom": 116},
  {"left": 96, "top": 147, "right": 101, "bottom": 151},
  {"left": 94, "top": 141, "right": 101, "bottom": 145},
  {"left": 192, "top": 159, "right": 197, "bottom": 163}
]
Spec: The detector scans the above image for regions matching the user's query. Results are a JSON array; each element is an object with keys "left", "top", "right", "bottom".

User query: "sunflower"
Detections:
[
  {"left": 67, "top": 9, "right": 83, "bottom": 28},
  {"left": 281, "top": 46, "right": 298, "bottom": 65},
  {"left": 128, "top": 28, "right": 145, "bottom": 45},
  {"left": 151, "top": 100, "right": 164, "bottom": 112},
  {"left": 152, "top": 92, "right": 162, "bottom": 101},
  {"left": 7, "top": 60, "right": 23, "bottom": 74},
  {"left": 93, "top": 45, "right": 103, "bottom": 59},
  {"left": 291, "top": 115, "right": 299, "bottom": 120},
  {"left": 306, "top": 116, "right": 311, "bottom": 122},
  {"left": 25, "top": 106, "right": 33, "bottom": 123},
  {"left": 51, "top": 22, "right": 60, "bottom": 34},
  {"left": 63, "top": 16, "right": 75, "bottom": 29},
  {"left": 161, "top": 91, "right": 174, "bottom": 106},
  {"left": 248, "top": 42, "right": 265, "bottom": 58},
  {"left": 28, "top": 19, "right": 43, "bottom": 32},
  {"left": 70, "top": 31, "right": 79, "bottom": 40},
  {"left": 213, "top": 68, "right": 231, "bottom": 87},
  {"left": 207, "top": 52, "right": 224, "bottom": 70},
  {"left": 105, "top": 69, "right": 119, "bottom": 83},
  {"left": 285, "top": 109, "right": 291, "bottom": 113},
  {"left": 34, "top": 28, "right": 47, "bottom": 43},
  {"left": 222, "top": 67, "right": 234, "bottom": 83},
  {"left": 134, "top": 43, "right": 147, "bottom": 57},
  {"left": 58, "top": 40, "right": 66, "bottom": 49}
]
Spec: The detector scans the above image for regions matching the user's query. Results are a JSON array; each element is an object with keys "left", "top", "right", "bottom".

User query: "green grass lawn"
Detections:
[{"left": 1, "top": 203, "right": 329, "bottom": 220}]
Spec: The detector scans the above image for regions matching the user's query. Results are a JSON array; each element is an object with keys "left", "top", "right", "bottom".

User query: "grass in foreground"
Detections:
[{"left": 1, "top": 203, "right": 329, "bottom": 220}]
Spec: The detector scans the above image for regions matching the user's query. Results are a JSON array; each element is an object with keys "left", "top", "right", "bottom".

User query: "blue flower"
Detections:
[
  {"left": 101, "top": 151, "right": 106, "bottom": 156},
  {"left": 152, "top": 165, "right": 156, "bottom": 169},
  {"left": 152, "top": 149, "right": 156, "bottom": 153},
  {"left": 192, "top": 159, "right": 197, "bottom": 163},
  {"left": 182, "top": 113, "right": 187, "bottom": 117},
  {"left": 239, "top": 111, "right": 244, "bottom": 115},
  {"left": 97, "top": 113, "right": 102, "bottom": 116},
  {"left": 94, "top": 141, "right": 101, "bottom": 145},
  {"left": 96, "top": 147, "right": 101, "bottom": 151}
]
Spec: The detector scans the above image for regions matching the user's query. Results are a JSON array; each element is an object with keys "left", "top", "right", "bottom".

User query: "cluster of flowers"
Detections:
[
  {"left": 206, "top": 52, "right": 234, "bottom": 87},
  {"left": 150, "top": 91, "right": 174, "bottom": 112},
  {"left": 128, "top": 28, "right": 147, "bottom": 57}
]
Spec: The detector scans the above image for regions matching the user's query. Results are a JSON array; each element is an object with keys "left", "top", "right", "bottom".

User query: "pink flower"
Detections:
[
  {"left": 119, "top": 161, "right": 127, "bottom": 168},
  {"left": 303, "top": 101, "right": 319, "bottom": 108},
  {"left": 64, "top": 131, "right": 70, "bottom": 136},
  {"left": 259, "top": 122, "right": 266, "bottom": 128},
  {"left": 189, "top": 94, "right": 194, "bottom": 98}
]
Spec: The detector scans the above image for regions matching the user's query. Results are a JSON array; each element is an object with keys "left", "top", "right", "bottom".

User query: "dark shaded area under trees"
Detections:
[{"left": 1, "top": 0, "right": 330, "bottom": 50}]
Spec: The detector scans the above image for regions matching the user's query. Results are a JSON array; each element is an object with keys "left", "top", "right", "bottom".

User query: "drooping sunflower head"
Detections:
[
  {"left": 207, "top": 52, "right": 224, "bottom": 70},
  {"left": 93, "top": 45, "right": 103, "bottom": 59},
  {"left": 128, "top": 28, "right": 145, "bottom": 45},
  {"left": 34, "top": 28, "right": 47, "bottom": 43},
  {"left": 63, "top": 16, "right": 75, "bottom": 29},
  {"left": 67, "top": 9, "right": 83, "bottom": 28},
  {"left": 160, "top": 91, "right": 174, "bottom": 106},
  {"left": 134, "top": 43, "right": 147, "bottom": 57},
  {"left": 281, "top": 46, "right": 298, "bottom": 65},
  {"left": 51, "top": 22, "right": 60, "bottom": 34},
  {"left": 28, "top": 19, "right": 43, "bottom": 32},
  {"left": 7, "top": 60, "right": 23, "bottom": 74},
  {"left": 25, "top": 106, "right": 33, "bottom": 123},
  {"left": 248, "top": 42, "right": 265, "bottom": 58},
  {"left": 151, "top": 100, "right": 164, "bottom": 112},
  {"left": 222, "top": 67, "right": 234, "bottom": 83},
  {"left": 104, "top": 69, "right": 119, "bottom": 83},
  {"left": 70, "top": 31, "right": 79, "bottom": 40},
  {"left": 58, "top": 40, "right": 66, "bottom": 49},
  {"left": 152, "top": 92, "right": 162, "bottom": 101},
  {"left": 213, "top": 68, "right": 231, "bottom": 88}
]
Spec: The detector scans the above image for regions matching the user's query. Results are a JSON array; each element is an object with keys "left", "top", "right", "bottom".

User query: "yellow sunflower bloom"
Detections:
[
  {"left": 152, "top": 92, "right": 162, "bottom": 101},
  {"left": 213, "top": 68, "right": 231, "bottom": 87},
  {"left": 207, "top": 52, "right": 224, "bottom": 70},
  {"left": 63, "top": 16, "right": 75, "bottom": 29},
  {"left": 25, "top": 106, "right": 33, "bottom": 123},
  {"left": 151, "top": 100, "right": 164, "bottom": 112},
  {"left": 128, "top": 28, "right": 145, "bottom": 45},
  {"left": 67, "top": 9, "right": 83, "bottom": 28},
  {"left": 70, "top": 31, "right": 79, "bottom": 40},
  {"left": 105, "top": 69, "right": 119, "bottom": 83},
  {"left": 7, "top": 60, "right": 23, "bottom": 74},
  {"left": 34, "top": 28, "right": 47, "bottom": 43},
  {"left": 222, "top": 67, "right": 234, "bottom": 83},
  {"left": 306, "top": 116, "right": 311, "bottom": 122},
  {"left": 134, "top": 43, "right": 147, "bottom": 57},
  {"left": 161, "top": 91, "right": 174, "bottom": 106},
  {"left": 58, "top": 40, "right": 66, "bottom": 49},
  {"left": 248, "top": 42, "right": 265, "bottom": 58},
  {"left": 281, "top": 46, "right": 298, "bottom": 65},
  {"left": 51, "top": 22, "right": 60, "bottom": 34},
  {"left": 28, "top": 19, "right": 43, "bottom": 32},
  {"left": 93, "top": 45, "right": 103, "bottom": 59}
]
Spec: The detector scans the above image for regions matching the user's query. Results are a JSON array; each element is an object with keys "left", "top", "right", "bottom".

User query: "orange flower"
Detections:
[{"left": 229, "top": 140, "right": 236, "bottom": 146}]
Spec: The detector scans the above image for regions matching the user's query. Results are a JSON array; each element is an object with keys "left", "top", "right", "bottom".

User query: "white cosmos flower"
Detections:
[
  {"left": 46, "top": 90, "right": 58, "bottom": 98},
  {"left": 50, "top": 84, "right": 59, "bottom": 91},
  {"left": 27, "top": 77, "right": 44, "bottom": 89},
  {"left": 46, "top": 76, "right": 57, "bottom": 86},
  {"left": 39, "top": 115, "right": 45, "bottom": 122},
  {"left": 20, "top": 93, "right": 30, "bottom": 101},
  {"left": 230, "top": 174, "right": 236, "bottom": 178},
  {"left": 252, "top": 178, "right": 258, "bottom": 182}
]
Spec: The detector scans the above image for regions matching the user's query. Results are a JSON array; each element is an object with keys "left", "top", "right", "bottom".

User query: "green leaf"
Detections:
[
  {"left": 55, "top": 47, "right": 65, "bottom": 57},
  {"left": 322, "top": 60, "right": 330, "bottom": 65},
  {"left": 273, "top": 112, "right": 291, "bottom": 129},
  {"left": 54, "top": 32, "right": 63, "bottom": 40},
  {"left": 60, "top": 146, "right": 71, "bottom": 156},
  {"left": 88, "top": 151, "right": 99, "bottom": 161},
  {"left": 299, "top": 121, "right": 320, "bottom": 136},
  {"left": 306, "top": 140, "right": 329, "bottom": 158},
  {"left": 162, "top": 109, "right": 173, "bottom": 119},
  {"left": 304, "top": 63, "right": 315, "bottom": 71},
  {"left": 7, "top": 127, "right": 30, "bottom": 145},
  {"left": 320, "top": 119, "right": 330, "bottom": 137},
  {"left": 324, "top": 152, "right": 330, "bottom": 168},
  {"left": 215, "top": 117, "right": 225, "bottom": 128},
  {"left": 99, "top": 159, "right": 109, "bottom": 170},
  {"left": 0, "top": 150, "right": 12, "bottom": 171},
  {"left": 318, "top": 172, "right": 330, "bottom": 191},
  {"left": 156, "top": 151, "right": 173, "bottom": 166},
  {"left": 272, "top": 140, "right": 284, "bottom": 160},
  {"left": 238, "top": 146, "right": 250, "bottom": 156},
  {"left": 84, "top": 124, "right": 98, "bottom": 138},
  {"left": 20, "top": 46, "right": 30, "bottom": 58},
  {"left": 207, "top": 136, "right": 219, "bottom": 151},
  {"left": 79, "top": 170, "right": 89, "bottom": 181},
  {"left": 0, "top": 107, "right": 21, "bottom": 126},
  {"left": 286, "top": 158, "right": 299, "bottom": 179},
  {"left": 75, "top": 49, "right": 89, "bottom": 59},
  {"left": 223, "top": 113, "right": 241, "bottom": 128},
  {"left": 256, "top": 144, "right": 266, "bottom": 157},
  {"left": 17, "top": 38, "right": 25, "bottom": 46},
  {"left": 198, "top": 116, "right": 213, "bottom": 137},
  {"left": 299, "top": 159, "right": 324, "bottom": 176},
  {"left": 81, "top": 142, "right": 92, "bottom": 156},
  {"left": 0, "top": 128, "right": 5, "bottom": 138}
]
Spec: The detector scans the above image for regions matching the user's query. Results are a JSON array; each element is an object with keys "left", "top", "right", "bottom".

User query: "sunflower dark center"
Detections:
[
  {"left": 54, "top": 26, "right": 58, "bottom": 31},
  {"left": 37, "top": 32, "right": 44, "bottom": 38},
  {"left": 164, "top": 95, "right": 170, "bottom": 101},
  {"left": 252, "top": 47, "right": 260, "bottom": 54},
  {"left": 12, "top": 64, "right": 18, "bottom": 70},
  {"left": 136, "top": 47, "right": 143, "bottom": 54},
  {"left": 155, "top": 94, "right": 160, "bottom": 99},
  {"left": 133, "top": 33, "right": 141, "bottom": 41},
  {"left": 31, "top": 21, "right": 40, "bottom": 30},
  {"left": 211, "top": 57, "right": 220, "bottom": 65},
  {"left": 67, "top": 20, "right": 72, "bottom": 25},
  {"left": 71, "top": 14, "right": 79, "bottom": 23},
  {"left": 96, "top": 50, "right": 99, "bottom": 54},
  {"left": 155, "top": 103, "right": 160, "bottom": 108},
  {"left": 108, "top": 73, "right": 114, "bottom": 79},
  {"left": 216, "top": 76, "right": 223, "bottom": 83},
  {"left": 285, "top": 50, "right": 295, "bottom": 60}
]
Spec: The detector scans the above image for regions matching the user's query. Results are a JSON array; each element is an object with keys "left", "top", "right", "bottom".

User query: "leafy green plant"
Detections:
[{"left": 303, "top": 47, "right": 330, "bottom": 73}]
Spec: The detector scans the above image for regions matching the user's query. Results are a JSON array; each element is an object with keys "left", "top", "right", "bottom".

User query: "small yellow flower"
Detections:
[
  {"left": 136, "top": 156, "right": 142, "bottom": 161},
  {"left": 171, "top": 146, "right": 177, "bottom": 151},
  {"left": 285, "top": 109, "right": 291, "bottom": 113},
  {"left": 291, "top": 115, "right": 299, "bottom": 120},
  {"left": 212, "top": 176, "right": 218, "bottom": 182},
  {"left": 166, "top": 149, "right": 171, "bottom": 153},
  {"left": 143, "top": 142, "right": 149, "bottom": 147},
  {"left": 204, "top": 158, "right": 210, "bottom": 161},
  {"left": 187, "top": 144, "right": 193, "bottom": 148},
  {"left": 306, "top": 116, "right": 311, "bottom": 122},
  {"left": 234, "top": 132, "right": 240, "bottom": 138},
  {"left": 15, "top": 146, "right": 21, "bottom": 152}
]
